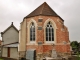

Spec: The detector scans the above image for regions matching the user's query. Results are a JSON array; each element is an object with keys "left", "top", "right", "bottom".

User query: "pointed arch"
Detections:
[
  {"left": 44, "top": 18, "right": 57, "bottom": 44},
  {"left": 27, "top": 19, "right": 37, "bottom": 44},
  {"left": 46, "top": 21, "right": 54, "bottom": 41},
  {"left": 27, "top": 19, "right": 37, "bottom": 27},
  {"left": 30, "top": 22, "right": 35, "bottom": 41},
  {"left": 44, "top": 18, "right": 57, "bottom": 29}
]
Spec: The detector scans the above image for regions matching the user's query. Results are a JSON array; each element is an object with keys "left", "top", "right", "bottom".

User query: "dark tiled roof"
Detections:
[
  {"left": 3, "top": 42, "right": 18, "bottom": 47},
  {"left": 1, "top": 22, "right": 19, "bottom": 35},
  {"left": 25, "top": 2, "right": 59, "bottom": 18}
]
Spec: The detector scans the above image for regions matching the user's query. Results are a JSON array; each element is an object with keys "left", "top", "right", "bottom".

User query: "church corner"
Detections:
[{"left": 18, "top": 2, "right": 71, "bottom": 60}]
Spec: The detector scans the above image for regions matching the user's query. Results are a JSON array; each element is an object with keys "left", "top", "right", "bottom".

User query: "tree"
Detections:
[
  {"left": 70, "top": 41, "right": 79, "bottom": 48},
  {"left": 70, "top": 41, "right": 79, "bottom": 53}
]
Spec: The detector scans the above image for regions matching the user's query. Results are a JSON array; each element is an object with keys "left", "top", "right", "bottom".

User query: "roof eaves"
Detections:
[
  {"left": 12, "top": 25, "right": 19, "bottom": 33},
  {"left": 3, "top": 42, "right": 18, "bottom": 46},
  {"left": 40, "top": 2, "right": 45, "bottom": 14},
  {"left": 1, "top": 22, "right": 19, "bottom": 34}
]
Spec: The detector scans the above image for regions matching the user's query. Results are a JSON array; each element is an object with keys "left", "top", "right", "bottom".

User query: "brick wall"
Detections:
[{"left": 21, "top": 15, "right": 70, "bottom": 55}]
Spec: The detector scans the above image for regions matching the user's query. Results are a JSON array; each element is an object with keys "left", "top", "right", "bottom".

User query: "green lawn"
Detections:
[
  {"left": 0, "top": 58, "right": 3, "bottom": 60},
  {"left": 77, "top": 56, "right": 80, "bottom": 60}
]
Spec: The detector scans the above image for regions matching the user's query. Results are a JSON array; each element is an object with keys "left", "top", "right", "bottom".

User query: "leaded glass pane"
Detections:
[
  {"left": 49, "top": 33, "right": 51, "bottom": 37},
  {"left": 30, "top": 22, "right": 35, "bottom": 41},
  {"left": 49, "top": 37, "right": 51, "bottom": 41},
  {"left": 49, "top": 28, "right": 50, "bottom": 32},
  {"left": 52, "top": 28, "right": 53, "bottom": 32},
  {"left": 48, "top": 22, "right": 50, "bottom": 24},
  {"left": 33, "top": 28, "right": 35, "bottom": 32},
  {"left": 30, "top": 28, "right": 32, "bottom": 32},
  {"left": 46, "top": 32, "right": 48, "bottom": 36},
  {"left": 52, "top": 32, "right": 53, "bottom": 37},
  {"left": 52, "top": 37, "right": 54, "bottom": 41},
  {"left": 46, "top": 21, "right": 54, "bottom": 41},
  {"left": 30, "top": 38, "right": 32, "bottom": 41},
  {"left": 46, "top": 37, "right": 48, "bottom": 41},
  {"left": 33, "top": 38, "right": 35, "bottom": 41},
  {"left": 47, "top": 25, "right": 49, "bottom": 27},
  {"left": 50, "top": 25, "right": 52, "bottom": 27},
  {"left": 46, "top": 28, "right": 48, "bottom": 32}
]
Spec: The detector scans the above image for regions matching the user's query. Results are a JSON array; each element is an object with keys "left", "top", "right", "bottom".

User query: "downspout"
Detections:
[{"left": 1, "top": 32, "right": 3, "bottom": 57}]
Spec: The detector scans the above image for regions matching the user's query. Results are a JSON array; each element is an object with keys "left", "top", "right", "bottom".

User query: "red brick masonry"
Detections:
[{"left": 26, "top": 16, "right": 70, "bottom": 54}]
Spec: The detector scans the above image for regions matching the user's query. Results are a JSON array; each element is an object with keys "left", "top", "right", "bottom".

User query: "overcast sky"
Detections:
[{"left": 0, "top": 0, "right": 80, "bottom": 42}]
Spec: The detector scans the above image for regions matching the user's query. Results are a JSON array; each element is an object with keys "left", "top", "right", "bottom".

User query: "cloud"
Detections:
[{"left": 0, "top": 0, "right": 80, "bottom": 42}]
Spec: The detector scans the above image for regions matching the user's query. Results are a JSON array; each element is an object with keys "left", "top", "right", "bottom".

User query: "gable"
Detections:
[
  {"left": 1, "top": 22, "right": 19, "bottom": 45},
  {"left": 3, "top": 27, "right": 18, "bottom": 35},
  {"left": 2, "top": 27, "right": 19, "bottom": 45},
  {"left": 25, "top": 2, "right": 64, "bottom": 21},
  {"left": 1, "top": 22, "right": 19, "bottom": 36}
]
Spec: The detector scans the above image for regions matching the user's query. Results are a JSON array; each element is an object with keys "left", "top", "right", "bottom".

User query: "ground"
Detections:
[
  {"left": 0, "top": 55, "right": 80, "bottom": 60},
  {"left": 0, "top": 57, "right": 17, "bottom": 60}
]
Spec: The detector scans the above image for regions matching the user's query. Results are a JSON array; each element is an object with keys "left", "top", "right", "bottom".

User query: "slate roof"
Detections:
[
  {"left": 25, "top": 2, "right": 64, "bottom": 21},
  {"left": 1, "top": 22, "right": 19, "bottom": 35},
  {"left": 3, "top": 42, "right": 18, "bottom": 47}
]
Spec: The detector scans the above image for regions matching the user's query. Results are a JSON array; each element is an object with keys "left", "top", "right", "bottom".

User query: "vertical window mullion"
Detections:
[
  {"left": 32, "top": 27, "right": 33, "bottom": 41},
  {"left": 30, "top": 27, "right": 32, "bottom": 41},
  {"left": 30, "top": 22, "right": 35, "bottom": 41},
  {"left": 47, "top": 23, "right": 49, "bottom": 41},
  {"left": 50, "top": 27, "right": 52, "bottom": 41},
  {"left": 33, "top": 27, "right": 35, "bottom": 41},
  {"left": 49, "top": 26, "right": 50, "bottom": 41},
  {"left": 46, "top": 28, "right": 48, "bottom": 41},
  {"left": 52, "top": 28, "right": 54, "bottom": 41},
  {"left": 46, "top": 22, "right": 54, "bottom": 42}
]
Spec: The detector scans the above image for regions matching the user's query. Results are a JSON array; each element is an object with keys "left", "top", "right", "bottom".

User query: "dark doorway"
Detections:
[{"left": 7, "top": 47, "right": 10, "bottom": 57}]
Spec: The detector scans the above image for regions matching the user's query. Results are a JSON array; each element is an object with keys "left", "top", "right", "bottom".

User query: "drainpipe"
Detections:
[{"left": 1, "top": 32, "right": 3, "bottom": 57}]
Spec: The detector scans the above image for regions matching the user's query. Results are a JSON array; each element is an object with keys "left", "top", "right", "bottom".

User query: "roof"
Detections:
[
  {"left": 1, "top": 22, "right": 19, "bottom": 35},
  {"left": 25, "top": 2, "right": 64, "bottom": 21},
  {"left": 3, "top": 42, "right": 18, "bottom": 47}
]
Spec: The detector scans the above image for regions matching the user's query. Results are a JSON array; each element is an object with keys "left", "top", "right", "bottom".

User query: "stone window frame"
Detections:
[
  {"left": 46, "top": 21, "right": 54, "bottom": 41},
  {"left": 27, "top": 19, "right": 37, "bottom": 44},
  {"left": 43, "top": 18, "right": 57, "bottom": 44},
  {"left": 30, "top": 22, "right": 35, "bottom": 41}
]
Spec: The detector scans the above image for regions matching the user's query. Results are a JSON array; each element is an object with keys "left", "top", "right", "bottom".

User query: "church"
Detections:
[{"left": 18, "top": 2, "right": 70, "bottom": 59}]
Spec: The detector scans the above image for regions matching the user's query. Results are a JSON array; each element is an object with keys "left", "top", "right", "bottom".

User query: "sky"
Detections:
[{"left": 0, "top": 0, "right": 80, "bottom": 42}]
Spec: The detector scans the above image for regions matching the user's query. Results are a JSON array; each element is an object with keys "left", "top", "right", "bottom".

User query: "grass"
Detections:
[
  {"left": 77, "top": 57, "right": 80, "bottom": 60},
  {"left": 0, "top": 59, "right": 3, "bottom": 60}
]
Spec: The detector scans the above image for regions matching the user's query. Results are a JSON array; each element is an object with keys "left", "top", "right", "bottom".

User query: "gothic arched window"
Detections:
[
  {"left": 30, "top": 22, "right": 35, "bottom": 41},
  {"left": 46, "top": 21, "right": 54, "bottom": 41}
]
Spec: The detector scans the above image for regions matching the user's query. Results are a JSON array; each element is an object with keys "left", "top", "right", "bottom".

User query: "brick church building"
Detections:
[{"left": 18, "top": 2, "right": 70, "bottom": 58}]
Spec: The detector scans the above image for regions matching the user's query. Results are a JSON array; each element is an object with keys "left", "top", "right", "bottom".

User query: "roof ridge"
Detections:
[
  {"left": 25, "top": 2, "right": 64, "bottom": 21},
  {"left": 1, "top": 22, "right": 19, "bottom": 34},
  {"left": 40, "top": 2, "right": 46, "bottom": 14}
]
